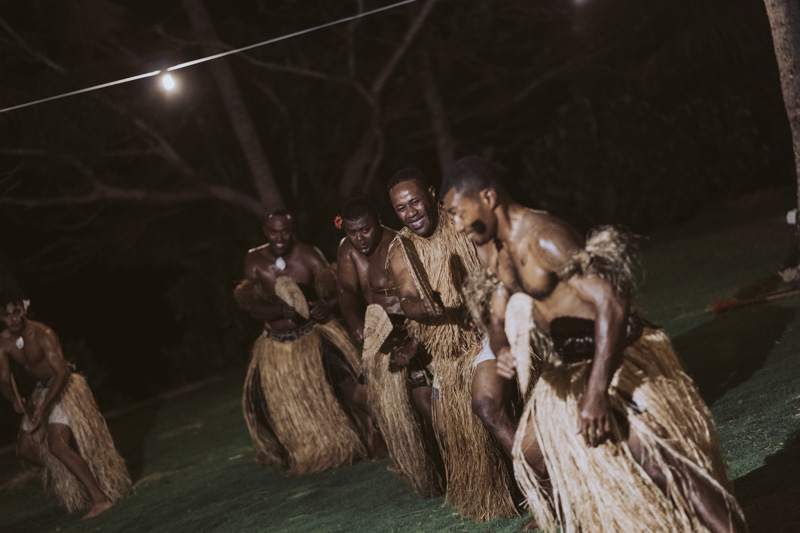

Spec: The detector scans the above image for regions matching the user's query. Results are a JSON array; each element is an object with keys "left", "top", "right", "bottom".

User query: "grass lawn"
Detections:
[{"left": 1, "top": 192, "right": 799, "bottom": 533}]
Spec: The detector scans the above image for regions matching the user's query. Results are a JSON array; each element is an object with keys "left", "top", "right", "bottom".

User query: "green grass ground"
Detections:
[{"left": 1, "top": 193, "right": 799, "bottom": 533}]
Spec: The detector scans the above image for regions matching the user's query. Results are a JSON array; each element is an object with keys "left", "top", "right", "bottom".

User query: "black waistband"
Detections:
[
  {"left": 548, "top": 314, "right": 653, "bottom": 363},
  {"left": 263, "top": 320, "right": 316, "bottom": 342}
]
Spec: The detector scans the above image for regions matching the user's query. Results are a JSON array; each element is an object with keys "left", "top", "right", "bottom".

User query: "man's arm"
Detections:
[
  {"left": 242, "top": 253, "right": 295, "bottom": 322},
  {"left": 31, "top": 328, "right": 71, "bottom": 431},
  {"left": 336, "top": 242, "right": 365, "bottom": 342},
  {"left": 387, "top": 243, "right": 443, "bottom": 321},
  {"left": 0, "top": 349, "right": 24, "bottom": 413},
  {"left": 569, "top": 275, "right": 629, "bottom": 448},
  {"left": 306, "top": 245, "right": 337, "bottom": 321},
  {"left": 489, "top": 283, "right": 515, "bottom": 379}
]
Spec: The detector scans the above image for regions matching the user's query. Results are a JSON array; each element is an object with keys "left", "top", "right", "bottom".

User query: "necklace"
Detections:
[
  {"left": 275, "top": 257, "right": 287, "bottom": 270},
  {"left": 15, "top": 336, "right": 24, "bottom": 350}
]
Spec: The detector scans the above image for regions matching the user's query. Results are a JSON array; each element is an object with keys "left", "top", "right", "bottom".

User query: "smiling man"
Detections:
[
  {"left": 336, "top": 197, "right": 443, "bottom": 497},
  {"left": 385, "top": 169, "right": 517, "bottom": 521},
  {"left": 0, "top": 288, "right": 131, "bottom": 520},
  {"left": 442, "top": 155, "right": 746, "bottom": 533},
  {"left": 236, "top": 209, "right": 373, "bottom": 474}
]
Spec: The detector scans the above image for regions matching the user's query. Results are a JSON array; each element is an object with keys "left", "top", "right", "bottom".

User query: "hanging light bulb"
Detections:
[{"left": 161, "top": 73, "right": 177, "bottom": 92}]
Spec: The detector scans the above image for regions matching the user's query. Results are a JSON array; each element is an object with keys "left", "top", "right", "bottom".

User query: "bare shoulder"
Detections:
[
  {"left": 337, "top": 237, "right": 355, "bottom": 259},
  {"left": 244, "top": 244, "right": 271, "bottom": 265},
  {"left": 515, "top": 208, "right": 584, "bottom": 269},
  {"left": 0, "top": 330, "right": 11, "bottom": 351},
  {"left": 375, "top": 226, "right": 398, "bottom": 260}
]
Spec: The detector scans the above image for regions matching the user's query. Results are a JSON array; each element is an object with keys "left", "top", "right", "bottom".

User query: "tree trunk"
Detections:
[
  {"left": 419, "top": 53, "right": 457, "bottom": 175},
  {"left": 183, "top": 0, "right": 285, "bottom": 214},
  {"left": 763, "top": 0, "right": 800, "bottom": 263}
]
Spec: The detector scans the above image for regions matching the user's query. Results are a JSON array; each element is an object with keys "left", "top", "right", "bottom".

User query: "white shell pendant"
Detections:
[
  {"left": 275, "top": 257, "right": 287, "bottom": 271},
  {"left": 16, "top": 336, "right": 24, "bottom": 350}
]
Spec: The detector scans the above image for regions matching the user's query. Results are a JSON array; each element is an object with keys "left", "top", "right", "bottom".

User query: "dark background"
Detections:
[{"left": 0, "top": 0, "right": 794, "bottom": 443}]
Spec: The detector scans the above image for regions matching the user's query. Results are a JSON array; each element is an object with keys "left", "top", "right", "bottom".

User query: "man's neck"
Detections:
[{"left": 495, "top": 201, "right": 515, "bottom": 245}]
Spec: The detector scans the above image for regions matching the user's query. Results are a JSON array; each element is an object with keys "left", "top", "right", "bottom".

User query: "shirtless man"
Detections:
[
  {"left": 337, "top": 197, "right": 434, "bottom": 424},
  {"left": 442, "top": 155, "right": 746, "bottom": 533},
  {"left": 243, "top": 209, "right": 336, "bottom": 330},
  {"left": 385, "top": 169, "right": 517, "bottom": 520},
  {"left": 0, "top": 289, "right": 130, "bottom": 519},
  {"left": 238, "top": 210, "right": 376, "bottom": 472}
]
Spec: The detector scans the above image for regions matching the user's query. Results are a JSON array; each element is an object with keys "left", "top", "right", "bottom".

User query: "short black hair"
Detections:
[
  {"left": 342, "top": 197, "right": 380, "bottom": 223},
  {"left": 0, "top": 288, "right": 26, "bottom": 310},
  {"left": 263, "top": 208, "right": 293, "bottom": 226},
  {"left": 388, "top": 168, "right": 429, "bottom": 193},
  {"left": 441, "top": 155, "right": 504, "bottom": 198}
]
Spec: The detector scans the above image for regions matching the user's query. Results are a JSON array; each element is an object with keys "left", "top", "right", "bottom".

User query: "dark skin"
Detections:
[
  {"left": 243, "top": 214, "right": 335, "bottom": 329},
  {"left": 386, "top": 179, "right": 444, "bottom": 321},
  {"left": 444, "top": 186, "right": 746, "bottom": 533},
  {"left": 0, "top": 302, "right": 112, "bottom": 520},
  {"left": 337, "top": 213, "right": 436, "bottom": 436},
  {"left": 387, "top": 179, "right": 518, "bottom": 474},
  {"left": 337, "top": 215, "right": 401, "bottom": 342},
  {"left": 243, "top": 213, "right": 377, "bottom": 462}
]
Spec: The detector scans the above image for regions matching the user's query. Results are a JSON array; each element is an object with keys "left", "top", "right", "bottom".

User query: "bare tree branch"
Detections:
[{"left": 0, "top": 15, "right": 68, "bottom": 74}]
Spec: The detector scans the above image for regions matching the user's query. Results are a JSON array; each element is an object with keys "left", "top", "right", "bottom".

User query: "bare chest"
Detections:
[
  {"left": 5, "top": 341, "right": 47, "bottom": 374},
  {"left": 495, "top": 246, "right": 558, "bottom": 300}
]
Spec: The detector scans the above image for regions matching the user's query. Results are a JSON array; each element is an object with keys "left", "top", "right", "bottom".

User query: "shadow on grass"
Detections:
[
  {"left": 735, "top": 430, "right": 800, "bottom": 533},
  {"left": 672, "top": 304, "right": 795, "bottom": 405},
  {"left": 107, "top": 400, "right": 163, "bottom": 482}
]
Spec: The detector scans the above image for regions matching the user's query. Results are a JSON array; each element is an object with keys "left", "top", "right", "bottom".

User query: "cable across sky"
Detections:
[{"left": 0, "top": 0, "right": 419, "bottom": 115}]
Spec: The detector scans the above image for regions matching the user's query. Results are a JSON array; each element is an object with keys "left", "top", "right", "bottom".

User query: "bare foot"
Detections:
[
  {"left": 82, "top": 500, "right": 112, "bottom": 520},
  {"left": 521, "top": 516, "right": 539, "bottom": 531},
  {"left": 255, "top": 451, "right": 276, "bottom": 465}
]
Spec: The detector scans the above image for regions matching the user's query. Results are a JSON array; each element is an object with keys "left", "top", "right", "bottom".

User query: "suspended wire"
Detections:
[{"left": 0, "top": 0, "right": 418, "bottom": 115}]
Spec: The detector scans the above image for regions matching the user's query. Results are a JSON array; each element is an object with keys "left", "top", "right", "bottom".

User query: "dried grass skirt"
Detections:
[
  {"left": 242, "top": 321, "right": 367, "bottom": 474},
  {"left": 30, "top": 374, "right": 132, "bottom": 512},
  {"left": 513, "top": 328, "right": 744, "bottom": 532}
]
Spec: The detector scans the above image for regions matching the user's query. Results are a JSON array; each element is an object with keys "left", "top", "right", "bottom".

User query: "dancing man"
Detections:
[
  {"left": 337, "top": 197, "right": 443, "bottom": 497},
  {"left": 442, "top": 155, "right": 746, "bottom": 533},
  {"left": 0, "top": 288, "right": 131, "bottom": 519},
  {"left": 236, "top": 210, "right": 373, "bottom": 474},
  {"left": 385, "top": 169, "right": 517, "bottom": 521}
]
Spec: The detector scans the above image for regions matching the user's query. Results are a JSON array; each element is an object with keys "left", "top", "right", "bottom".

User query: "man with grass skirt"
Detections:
[
  {"left": 442, "top": 155, "right": 747, "bottom": 533},
  {"left": 236, "top": 209, "right": 377, "bottom": 474},
  {"left": 385, "top": 169, "right": 518, "bottom": 521},
  {"left": 0, "top": 288, "right": 131, "bottom": 520},
  {"left": 337, "top": 196, "right": 443, "bottom": 498}
]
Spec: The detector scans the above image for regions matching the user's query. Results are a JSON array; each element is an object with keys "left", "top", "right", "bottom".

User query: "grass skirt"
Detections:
[
  {"left": 435, "top": 344, "right": 518, "bottom": 520},
  {"left": 513, "top": 328, "right": 744, "bottom": 532},
  {"left": 389, "top": 210, "right": 516, "bottom": 520},
  {"left": 30, "top": 374, "right": 132, "bottom": 512},
  {"left": 242, "top": 321, "right": 367, "bottom": 474},
  {"left": 362, "top": 344, "right": 443, "bottom": 498}
]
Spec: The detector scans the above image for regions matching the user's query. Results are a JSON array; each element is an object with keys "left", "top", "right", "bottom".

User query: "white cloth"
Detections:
[
  {"left": 472, "top": 336, "right": 496, "bottom": 368},
  {"left": 21, "top": 401, "right": 70, "bottom": 431}
]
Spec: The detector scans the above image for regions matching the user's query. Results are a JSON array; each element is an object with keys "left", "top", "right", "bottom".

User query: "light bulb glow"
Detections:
[{"left": 161, "top": 73, "right": 177, "bottom": 91}]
